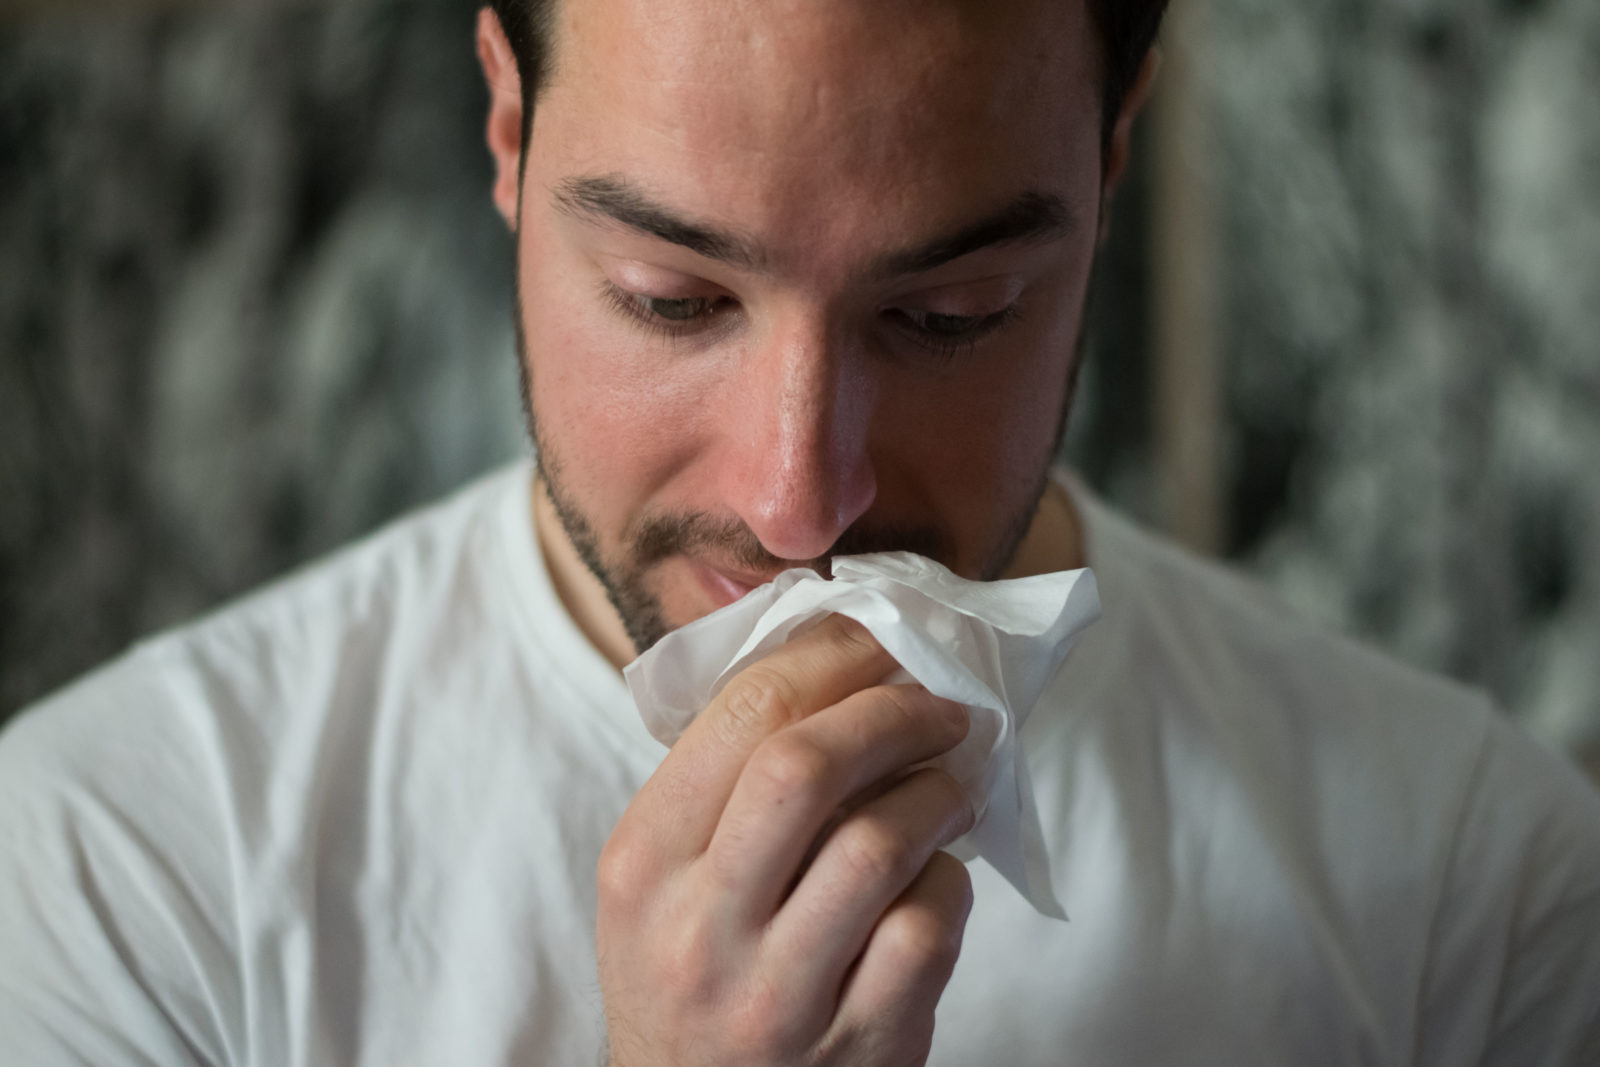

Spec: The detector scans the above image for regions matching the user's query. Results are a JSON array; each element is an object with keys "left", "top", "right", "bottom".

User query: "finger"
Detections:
[
  {"left": 764, "top": 766, "right": 973, "bottom": 985},
  {"left": 624, "top": 613, "right": 896, "bottom": 860},
  {"left": 705, "top": 686, "right": 969, "bottom": 917},
  {"left": 830, "top": 850, "right": 974, "bottom": 1054}
]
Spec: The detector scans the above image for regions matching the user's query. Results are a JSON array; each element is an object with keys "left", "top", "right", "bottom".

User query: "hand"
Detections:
[{"left": 597, "top": 614, "right": 977, "bottom": 1067}]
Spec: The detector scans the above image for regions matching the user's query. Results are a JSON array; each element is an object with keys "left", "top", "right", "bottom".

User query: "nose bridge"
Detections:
[
  {"left": 727, "top": 309, "right": 877, "bottom": 561},
  {"left": 774, "top": 322, "right": 866, "bottom": 476}
]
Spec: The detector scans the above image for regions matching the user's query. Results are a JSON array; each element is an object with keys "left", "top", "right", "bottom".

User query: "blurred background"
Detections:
[{"left": 2, "top": 0, "right": 1597, "bottom": 779}]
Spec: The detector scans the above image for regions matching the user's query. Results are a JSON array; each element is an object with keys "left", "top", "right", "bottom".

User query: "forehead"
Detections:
[{"left": 532, "top": 0, "right": 1104, "bottom": 275}]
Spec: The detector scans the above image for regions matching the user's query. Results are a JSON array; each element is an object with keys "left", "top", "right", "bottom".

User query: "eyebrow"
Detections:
[
  {"left": 555, "top": 175, "right": 764, "bottom": 270},
  {"left": 553, "top": 174, "right": 1074, "bottom": 278},
  {"left": 870, "top": 190, "right": 1075, "bottom": 278}
]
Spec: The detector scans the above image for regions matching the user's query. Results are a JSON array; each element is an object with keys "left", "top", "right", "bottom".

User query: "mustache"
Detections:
[{"left": 628, "top": 512, "right": 952, "bottom": 580}]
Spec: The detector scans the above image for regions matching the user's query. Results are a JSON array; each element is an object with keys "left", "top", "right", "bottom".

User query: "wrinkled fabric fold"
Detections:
[{"left": 623, "top": 551, "right": 1101, "bottom": 918}]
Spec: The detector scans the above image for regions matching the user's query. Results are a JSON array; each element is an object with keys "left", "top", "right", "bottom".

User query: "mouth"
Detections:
[{"left": 685, "top": 556, "right": 777, "bottom": 610}]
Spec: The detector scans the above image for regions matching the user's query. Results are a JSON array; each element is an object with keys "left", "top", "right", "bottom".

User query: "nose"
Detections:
[{"left": 719, "top": 315, "right": 878, "bottom": 563}]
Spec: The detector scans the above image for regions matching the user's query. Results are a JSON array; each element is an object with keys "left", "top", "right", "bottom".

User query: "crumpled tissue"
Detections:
[{"left": 622, "top": 551, "right": 1101, "bottom": 919}]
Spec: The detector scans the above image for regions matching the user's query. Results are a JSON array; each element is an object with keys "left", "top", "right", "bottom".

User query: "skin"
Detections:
[{"left": 476, "top": 0, "right": 1155, "bottom": 1061}]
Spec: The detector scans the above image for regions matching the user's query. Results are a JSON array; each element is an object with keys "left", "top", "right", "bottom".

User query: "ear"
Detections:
[
  {"left": 477, "top": 7, "right": 525, "bottom": 230},
  {"left": 1099, "top": 48, "right": 1161, "bottom": 244}
]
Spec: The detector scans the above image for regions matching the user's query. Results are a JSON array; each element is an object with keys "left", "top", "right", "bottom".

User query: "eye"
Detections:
[
  {"left": 902, "top": 310, "right": 991, "bottom": 336},
  {"left": 886, "top": 305, "right": 1022, "bottom": 359},
  {"left": 601, "top": 282, "right": 733, "bottom": 340},
  {"left": 635, "top": 295, "right": 719, "bottom": 322}
]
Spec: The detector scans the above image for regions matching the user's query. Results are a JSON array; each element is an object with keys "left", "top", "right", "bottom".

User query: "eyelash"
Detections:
[
  {"left": 599, "top": 282, "right": 730, "bottom": 344},
  {"left": 599, "top": 281, "right": 1023, "bottom": 361},
  {"left": 885, "top": 305, "right": 1023, "bottom": 361}
]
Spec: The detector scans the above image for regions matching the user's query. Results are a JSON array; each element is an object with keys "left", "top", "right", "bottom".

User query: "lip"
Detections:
[{"left": 686, "top": 557, "right": 770, "bottom": 610}]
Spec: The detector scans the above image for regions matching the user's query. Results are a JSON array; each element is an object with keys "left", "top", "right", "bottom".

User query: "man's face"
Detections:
[{"left": 510, "top": 0, "right": 1106, "bottom": 652}]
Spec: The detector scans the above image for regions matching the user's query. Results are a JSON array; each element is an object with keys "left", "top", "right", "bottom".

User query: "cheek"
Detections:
[
  {"left": 874, "top": 311, "right": 1078, "bottom": 569},
  {"left": 900, "top": 322, "right": 1076, "bottom": 480},
  {"left": 516, "top": 232, "right": 714, "bottom": 525}
]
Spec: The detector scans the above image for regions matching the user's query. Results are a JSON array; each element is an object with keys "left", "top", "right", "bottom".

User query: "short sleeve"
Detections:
[
  {"left": 0, "top": 650, "right": 240, "bottom": 1067},
  {"left": 1414, "top": 710, "right": 1600, "bottom": 1066}
]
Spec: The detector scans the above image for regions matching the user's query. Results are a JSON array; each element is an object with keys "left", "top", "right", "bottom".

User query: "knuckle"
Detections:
[
  {"left": 825, "top": 613, "right": 880, "bottom": 659},
  {"left": 653, "top": 916, "right": 720, "bottom": 1003},
  {"left": 717, "top": 667, "right": 805, "bottom": 740},
  {"left": 746, "top": 733, "right": 835, "bottom": 802},
  {"left": 601, "top": 825, "right": 675, "bottom": 908},
  {"left": 881, "top": 905, "right": 964, "bottom": 970},
  {"left": 725, "top": 977, "right": 806, "bottom": 1059},
  {"left": 836, "top": 815, "right": 918, "bottom": 887},
  {"left": 878, "top": 685, "right": 964, "bottom": 743},
  {"left": 595, "top": 830, "right": 657, "bottom": 909},
  {"left": 875, "top": 683, "right": 928, "bottom": 726}
]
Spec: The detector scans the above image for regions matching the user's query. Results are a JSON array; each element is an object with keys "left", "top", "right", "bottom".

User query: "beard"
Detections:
[
  {"left": 523, "top": 418, "right": 1058, "bottom": 657},
  {"left": 512, "top": 267, "right": 1090, "bottom": 658}
]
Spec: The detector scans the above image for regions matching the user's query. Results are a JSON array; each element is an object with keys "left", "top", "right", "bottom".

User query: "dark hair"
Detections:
[
  {"left": 487, "top": 0, "right": 1169, "bottom": 160},
  {"left": 1086, "top": 0, "right": 1170, "bottom": 151}
]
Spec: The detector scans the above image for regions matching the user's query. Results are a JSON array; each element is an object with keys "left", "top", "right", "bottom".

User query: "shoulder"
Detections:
[
  {"left": 1417, "top": 711, "right": 1600, "bottom": 1064},
  {"left": 0, "top": 460, "right": 536, "bottom": 832},
  {"left": 1062, "top": 476, "right": 1595, "bottom": 834},
  {"left": 165, "top": 460, "right": 531, "bottom": 682},
  {"left": 0, "top": 462, "right": 535, "bottom": 1061},
  {"left": 0, "top": 629, "right": 243, "bottom": 1062},
  {"left": 1053, "top": 479, "right": 1600, "bottom": 1061},
  {"left": 1069, "top": 481, "right": 1492, "bottom": 753}
]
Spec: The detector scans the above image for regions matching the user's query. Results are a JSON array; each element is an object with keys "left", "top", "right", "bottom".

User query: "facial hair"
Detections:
[
  {"left": 512, "top": 253, "right": 1092, "bottom": 657},
  {"left": 526, "top": 430, "right": 1054, "bottom": 656}
]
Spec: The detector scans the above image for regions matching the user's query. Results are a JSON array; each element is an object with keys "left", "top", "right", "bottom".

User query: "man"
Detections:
[{"left": 2, "top": 0, "right": 1598, "bottom": 1063}]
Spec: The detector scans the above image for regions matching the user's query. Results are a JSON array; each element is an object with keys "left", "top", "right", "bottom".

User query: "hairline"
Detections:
[{"left": 496, "top": 0, "right": 1160, "bottom": 172}]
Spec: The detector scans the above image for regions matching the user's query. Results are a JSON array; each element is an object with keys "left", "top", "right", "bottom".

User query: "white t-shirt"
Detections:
[{"left": 2, "top": 462, "right": 1598, "bottom": 1066}]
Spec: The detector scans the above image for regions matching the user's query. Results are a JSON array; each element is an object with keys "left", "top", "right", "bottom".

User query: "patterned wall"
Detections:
[
  {"left": 0, "top": 0, "right": 525, "bottom": 718},
  {"left": 1207, "top": 0, "right": 1600, "bottom": 766},
  {"left": 3, "top": 0, "right": 1597, "bottom": 776}
]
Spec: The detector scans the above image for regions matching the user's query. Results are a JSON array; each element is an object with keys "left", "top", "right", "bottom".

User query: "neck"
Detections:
[{"left": 1000, "top": 474, "right": 1087, "bottom": 580}]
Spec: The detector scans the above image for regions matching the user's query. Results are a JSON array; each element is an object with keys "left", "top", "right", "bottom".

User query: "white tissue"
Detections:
[{"left": 623, "top": 551, "right": 1101, "bottom": 919}]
